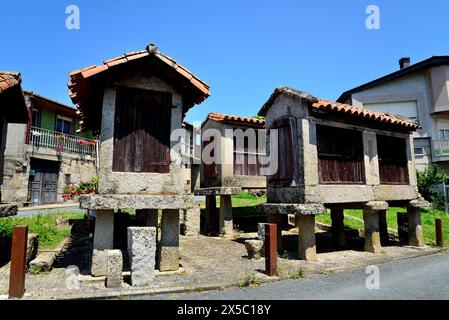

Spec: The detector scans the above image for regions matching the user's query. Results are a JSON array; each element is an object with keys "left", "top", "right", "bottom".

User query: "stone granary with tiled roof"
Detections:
[
  {"left": 258, "top": 86, "right": 428, "bottom": 261},
  {"left": 67, "top": 44, "right": 210, "bottom": 283},
  {"left": 195, "top": 112, "right": 266, "bottom": 236},
  {"left": 0, "top": 72, "right": 29, "bottom": 216}
]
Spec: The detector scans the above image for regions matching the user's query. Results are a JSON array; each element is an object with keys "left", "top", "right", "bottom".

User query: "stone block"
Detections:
[
  {"left": 106, "top": 250, "right": 123, "bottom": 288},
  {"left": 93, "top": 210, "right": 114, "bottom": 250},
  {"left": 183, "top": 206, "right": 200, "bottom": 237},
  {"left": 91, "top": 249, "right": 108, "bottom": 276},
  {"left": 244, "top": 240, "right": 263, "bottom": 259},
  {"left": 127, "top": 227, "right": 156, "bottom": 287},
  {"left": 26, "top": 233, "right": 39, "bottom": 266}
]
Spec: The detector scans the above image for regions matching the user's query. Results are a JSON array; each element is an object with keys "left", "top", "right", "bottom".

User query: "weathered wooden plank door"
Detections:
[
  {"left": 28, "top": 159, "right": 59, "bottom": 205},
  {"left": 113, "top": 87, "right": 172, "bottom": 173}
]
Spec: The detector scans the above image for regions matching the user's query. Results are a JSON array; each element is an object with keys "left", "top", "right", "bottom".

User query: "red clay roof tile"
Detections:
[{"left": 204, "top": 112, "right": 265, "bottom": 128}]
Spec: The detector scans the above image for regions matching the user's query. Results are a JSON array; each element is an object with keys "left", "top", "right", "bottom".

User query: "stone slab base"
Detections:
[
  {"left": 258, "top": 203, "right": 326, "bottom": 215},
  {"left": 194, "top": 187, "right": 242, "bottom": 196},
  {"left": 80, "top": 194, "right": 196, "bottom": 210}
]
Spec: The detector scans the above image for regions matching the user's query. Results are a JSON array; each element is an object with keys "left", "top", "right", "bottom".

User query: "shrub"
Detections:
[{"left": 417, "top": 165, "right": 448, "bottom": 211}]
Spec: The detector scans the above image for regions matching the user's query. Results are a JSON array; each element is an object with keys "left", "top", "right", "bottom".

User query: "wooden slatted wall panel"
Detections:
[
  {"left": 112, "top": 87, "right": 172, "bottom": 173},
  {"left": 317, "top": 125, "right": 365, "bottom": 184},
  {"left": 377, "top": 135, "right": 409, "bottom": 184}
]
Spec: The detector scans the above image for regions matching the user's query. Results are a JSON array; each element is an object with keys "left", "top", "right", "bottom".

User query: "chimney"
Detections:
[{"left": 399, "top": 57, "right": 411, "bottom": 69}]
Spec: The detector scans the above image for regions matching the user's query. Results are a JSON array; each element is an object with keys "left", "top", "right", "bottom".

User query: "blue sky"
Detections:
[{"left": 1, "top": 0, "right": 449, "bottom": 124}]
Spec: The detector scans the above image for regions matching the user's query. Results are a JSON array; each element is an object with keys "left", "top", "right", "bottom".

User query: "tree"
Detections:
[{"left": 416, "top": 164, "right": 448, "bottom": 211}]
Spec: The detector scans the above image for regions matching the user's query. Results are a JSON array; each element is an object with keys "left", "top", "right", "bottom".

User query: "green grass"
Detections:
[
  {"left": 0, "top": 211, "right": 85, "bottom": 250},
  {"left": 316, "top": 207, "right": 449, "bottom": 246},
  {"left": 199, "top": 193, "right": 267, "bottom": 218}
]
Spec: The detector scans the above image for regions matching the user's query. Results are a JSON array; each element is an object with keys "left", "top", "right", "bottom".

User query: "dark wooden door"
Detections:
[
  {"left": 28, "top": 159, "right": 59, "bottom": 205},
  {"left": 113, "top": 87, "right": 172, "bottom": 173}
]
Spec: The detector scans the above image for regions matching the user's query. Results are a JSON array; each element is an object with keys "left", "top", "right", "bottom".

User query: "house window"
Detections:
[
  {"left": 31, "top": 108, "right": 41, "bottom": 127},
  {"left": 440, "top": 130, "right": 449, "bottom": 139},
  {"left": 56, "top": 116, "right": 73, "bottom": 135},
  {"left": 233, "top": 129, "right": 267, "bottom": 176},
  {"left": 112, "top": 87, "right": 172, "bottom": 173},
  {"left": 270, "top": 117, "right": 299, "bottom": 187},
  {"left": 317, "top": 125, "right": 365, "bottom": 184},
  {"left": 377, "top": 135, "right": 409, "bottom": 184}
]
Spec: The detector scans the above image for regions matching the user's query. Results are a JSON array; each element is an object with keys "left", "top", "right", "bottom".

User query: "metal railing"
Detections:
[{"left": 28, "top": 126, "right": 97, "bottom": 156}]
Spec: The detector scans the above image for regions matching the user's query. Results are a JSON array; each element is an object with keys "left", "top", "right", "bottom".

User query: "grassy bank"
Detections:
[
  {"left": 316, "top": 208, "right": 449, "bottom": 246},
  {"left": 0, "top": 211, "right": 85, "bottom": 252}
]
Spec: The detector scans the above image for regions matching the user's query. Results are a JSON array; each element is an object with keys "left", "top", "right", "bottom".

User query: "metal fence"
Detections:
[{"left": 29, "top": 126, "right": 97, "bottom": 156}]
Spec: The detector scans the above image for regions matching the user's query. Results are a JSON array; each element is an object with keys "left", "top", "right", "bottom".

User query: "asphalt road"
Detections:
[{"left": 141, "top": 252, "right": 449, "bottom": 300}]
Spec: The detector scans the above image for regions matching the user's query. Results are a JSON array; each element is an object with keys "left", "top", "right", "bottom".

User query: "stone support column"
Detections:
[
  {"left": 407, "top": 207, "right": 425, "bottom": 247},
  {"left": 205, "top": 195, "right": 218, "bottom": 234},
  {"left": 159, "top": 209, "right": 180, "bottom": 271},
  {"left": 363, "top": 209, "right": 382, "bottom": 253},
  {"left": 297, "top": 214, "right": 317, "bottom": 261},
  {"left": 219, "top": 195, "right": 233, "bottom": 235},
  {"left": 330, "top": 208, "right": 346, "bottom": 248},
  {"left": 91, "top": 209, "right": 114, "bottom": 276}
]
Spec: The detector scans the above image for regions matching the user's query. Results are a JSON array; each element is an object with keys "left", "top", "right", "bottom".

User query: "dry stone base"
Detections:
[{"left": 128, "top": 227, "right": 156, "bottom": 287}]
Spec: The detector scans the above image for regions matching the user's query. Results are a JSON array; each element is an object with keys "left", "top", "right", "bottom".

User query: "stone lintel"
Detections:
[
  {"left": 194, "top": 187, "right": 242, "bottom": 196},
  {"left": 258, "top": 203, "right": 326, "bottom": 216},
  {"left": 363, "top": 201, "right": 389, "bottom": 211},
  {"left": 80, "top": 194, "right": 196, "bottom": 210},
  {"left": 408, "top": 198, "right": 431, "bottom": 209}
]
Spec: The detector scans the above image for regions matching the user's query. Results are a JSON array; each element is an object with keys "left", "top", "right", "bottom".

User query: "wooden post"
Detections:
[
  {"left": 265, "top": 223, "right": 277, "bottom": 277},
  {"left": 436, "top": 218, "right": 443, "bottom": 247},
  {"left": 9, "top": 226, "right": 28, "bottom": 299}
]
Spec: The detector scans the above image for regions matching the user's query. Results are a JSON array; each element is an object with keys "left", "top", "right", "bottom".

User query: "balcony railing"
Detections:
[
  {"left": 433, "top": 139, "right": 449, "bottom": 160},
  {"left": 28, "top": 126, "right": 97, "bottom": 156}
]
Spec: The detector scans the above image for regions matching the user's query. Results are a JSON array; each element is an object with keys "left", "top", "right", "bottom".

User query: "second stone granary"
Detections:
[
  {"left": 258, "top": 86, "right": 428, "bottom": 261},
  {"left": 67, "top": 44, "right": 210, "bottom": 276},
  {"left": 196, "top": 113, "right": 266, "bottom": 235}
]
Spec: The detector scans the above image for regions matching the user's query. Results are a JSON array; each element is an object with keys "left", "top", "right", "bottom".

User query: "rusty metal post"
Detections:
[
  {"left": 9, "top": 226, "right": 28, "bottom": 299},
  {"left": 265, "top": 223, "right": 277, "bottom": 277},
  {"left": 436, "top": 218, "right": 443, "bottom": 247}
]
